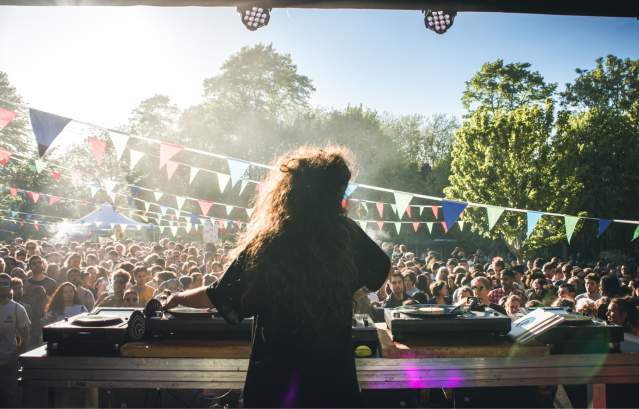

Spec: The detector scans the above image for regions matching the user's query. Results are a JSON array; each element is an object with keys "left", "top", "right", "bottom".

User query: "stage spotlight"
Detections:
[
  {"left": 423, "top": 10, "right": 457, "bottom": 34},
  {"left": 238, "top": 6, "right": 271, "bottom": 31}
]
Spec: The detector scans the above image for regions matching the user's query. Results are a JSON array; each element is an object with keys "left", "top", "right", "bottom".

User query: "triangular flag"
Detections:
[
  {"left": 458, "top": 220, "right": 465, "bottom": 231},
  {"left": 412, "top": 222, "right": 420, "bottom": 232},
  {"left": 344, "top": 183, "right": 358, "bottom": 198},
  {"left": 89, "top": 186, "right": 99, "bottom": 197},
  {"left": 95, "top": 221, "right": 102, "bottom": 228},
  {"left": 27, "top": 191, "right": 40, "bottom": 203},
  {"left": 34, "top": 159, "right": 46, "bottom": 173},
  {"left": 88, "top": 136, "right": 107, "bottom": 166},
  {"left": 432, "top": 206, "right": 439, "bottom": 219},
  {"left": 376, "top": 202, "right": 384, "bottom": 218},
  {"left": 0, "top": 148, "right": 12, "bottom": 166},
  {"left": 170, "top": 226, "right": 178, "bottom": 237},
  {"left": 143, "top": 201, "right": 151, "bottom": 212},
  {"left": 376, "top": 220, "right": 385, "bottom": 230},
  {"left": 33, "top": 221, "right": 39, "bottom": 231},
  {"left": 154, "top": 191, "right": 163, "bottom": 201},
  {"left": 358, "top": 220, "right": 368, "bottom": 230},
  {"left": 175, "top": 196, "right": 186, "bottom": 210},
  {"left": 633, "top": 225, "right": 639, "bottom": 242},
  {"left": 442, "top": 200, "right": 467, "bottom": 228},
  {"left": 197, "top": 200, "right": 213, "bottom": 216},
  {"left": 29, "top": 109, "right": 72, "bottom": 157},
  {"left": 166, "top": 160, "right": 179, "bottom": 180},
  {"left": 597, "top": 219, "right": 612, "bottom": 238},
  {"left": 426, "top": 222, "right": 434, "bottom": 233},
  {"left": 246, "top": 208, "right": 254, "bottom": 218},
  {"left": 159, "top": 205, "right": 168, "bottom": 216},
  {"left": 108, "top": 131, "right": 129, "bottom": 160},
  {"left": 486, "top": 206, "right": 505, "bottom": 231},
  {"left": 159, "top": 226, "right": 166, "bottom": 234},
  {"left": 390, "top": 204, "right": 397, "bottom": 215},
  {"left": 225, "top": 205, "right": 234, "bottom": 216},
  {"left": 48, "top": 195, "right": 60, "bottom": 206},
  {"left": 393, "top": 222, "right": 401, "bottom": 235},
  {"left": 108, "top": 192, "right": 117, "bottom": 203},
  {"left": 185, "top": 222, "right": 193, "bottom": 234},
  {"left": 418, "top": 206, "right": 425, "bottom": 217},
  {"left": 227, "top": 158, "right": 250, "bottom": 187},
  {"left": 217, "top": 173, "right": 230, "bottom": 192},
  {"left": 406, "top": 206, "right": 413, "bottom": 219},
  {"left": 441, "top": 221, "right": 449, "bottom": 234},
  {"left": 159, "top": 142, "right": 183, "bottom": 169},
  {"left": 9, "top": 187, "right": 17, "bottom": 197},
  {"left": 129, "top": 149, "right": 144, "bottom": 170},
  {"left": 189, "top": 167, "right": 200, "bottom": 184},
  {"left": 51, "top": 170, "right": 61, "bottom": 182},
  {"left": 120, "top": 224, "right": 128, "bottom": 233},
  {"left": 526, "top": 211, "right": 543, "bottom": 238},
  {"left": 240, "top": 180, "right": 250, "bottom": 195},
  {"left": 393, "top": 192, "right": 413, "bottom": 220},
  {"left": 0, "top": 107, "right": 16, "bottom": 130},
  {"left": 564, "top": 215, "right": 579, "bottom": 244},
  {"left": 103, "top": 180, "right": 117, "bottom": 194}
]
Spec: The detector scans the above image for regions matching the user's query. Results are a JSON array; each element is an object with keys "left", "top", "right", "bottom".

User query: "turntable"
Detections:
[{"left": 384, "top": 304, "right": 511, "bottom": 341}]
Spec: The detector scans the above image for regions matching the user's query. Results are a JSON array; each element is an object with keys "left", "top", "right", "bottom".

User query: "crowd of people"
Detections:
[{"left": 1, "top": 236, "right": 639, "bottom": 406}]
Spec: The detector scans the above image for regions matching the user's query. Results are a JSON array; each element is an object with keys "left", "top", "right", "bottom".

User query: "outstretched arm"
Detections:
[{"left": 162, "top": 286, "right": 214, "bottom": 310}]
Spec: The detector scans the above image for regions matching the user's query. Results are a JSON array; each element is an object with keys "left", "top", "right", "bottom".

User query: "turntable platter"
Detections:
[
  {"left": 72, "top": 315, "right": 125, "bottom": 327},
  {"left": 167, "top": 307, "right": 215, "bottom": 318},
  {"left": 395, "top": 304, "right": 464, "bottom": 318}
]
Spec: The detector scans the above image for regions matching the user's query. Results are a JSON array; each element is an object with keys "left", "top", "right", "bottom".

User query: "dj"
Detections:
[{"left": 163, "top": 146, "right": 390, "bottom": 407}]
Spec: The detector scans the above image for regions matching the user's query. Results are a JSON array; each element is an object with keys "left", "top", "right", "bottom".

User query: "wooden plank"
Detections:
[{"left": 119, "top": 340, "right": 251, "bottom": 358}]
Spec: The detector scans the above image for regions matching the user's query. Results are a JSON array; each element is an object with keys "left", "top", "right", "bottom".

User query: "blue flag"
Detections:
[
  {"left": 597, "top": 219, "right": 612, "bottom": 238},
  {"left": 526, "top": 211, "right": 543, "bottom": 238},
  {"left": 29, "top": 109, "right": 72, "bottom": 157},
  {"left": 227, "top": 158, "right": 250, "bottom": 187},
  {"left": 441, "top": 200, "right": 467, "bottom": 229}
]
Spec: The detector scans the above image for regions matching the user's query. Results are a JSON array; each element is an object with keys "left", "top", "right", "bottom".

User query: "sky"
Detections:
[{"left": 0, "top": 6, "right": 637, "bottom": 129}]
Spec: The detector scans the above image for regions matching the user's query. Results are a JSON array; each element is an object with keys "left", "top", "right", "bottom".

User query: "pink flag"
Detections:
[
  {"left": 159, "top": 143, "right": 183, "bottom": 169},
  {"left": 166, "top": 160, "right": 179, "bottom": 180},
  {"left": 48, "top": 195, "right": 60, "bottom": 206},
  {"left": 376, "top": 220, "right": 385, "bottom": 230},
  {"left": 197, "top": 199, "right": 213, "bottom": 216},
  {"left": 33, "top": 221, "right": 40, "bottom": 231},
  {"left": 376, "top": 202, "right": 384, "bottom": 218},
  {"left": 27, "top": 191, "right": 40, "bottom": 204},
  {"left": 51, "top": 170, "right": 61, "bottom": 182},
  {"left": 0, "top": 107, "right": 16, "bottom": 130},
  {"left": 406, "top": 206, "right": 413, "bottom": 219},
  {"left": 441, "top": 221, "right": 448, "bottom": 233},
  {"left": 432, "top": 206, "right": 439, "bottom": 219},
  {"left": 0, "top": 149, "right": 12, "bottom": 166},
  {"left": 9, "top": 187, "right": 17, "bottom": 197},
  {"left": 412, "top": 222, "right": 420, "bottom": 232},
  {"left": 341, "top": 199, "right": 348, "bottom": 209},
  {"left": 88, "top": 136, "right": 107, "bottom": 166}
]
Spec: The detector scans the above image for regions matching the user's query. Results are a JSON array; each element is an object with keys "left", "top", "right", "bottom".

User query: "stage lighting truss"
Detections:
[
  {"left": 238, "top": 6, "right": 271, "bottom": 31},
  {"left": 423, "top": 10, "right": 457, "bottom": 34}
]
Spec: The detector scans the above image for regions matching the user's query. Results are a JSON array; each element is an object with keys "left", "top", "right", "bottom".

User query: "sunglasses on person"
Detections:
[{"left": 471, "top": 285, "right": 485, "bottom": 291}]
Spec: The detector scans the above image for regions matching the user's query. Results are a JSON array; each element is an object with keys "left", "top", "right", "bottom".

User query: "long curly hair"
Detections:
[
  {"left": 46, "top": 281, "right": 81, "bottom": 316},
  {"left": 233, "top": 146, "right": 359, "bottom": 339}
]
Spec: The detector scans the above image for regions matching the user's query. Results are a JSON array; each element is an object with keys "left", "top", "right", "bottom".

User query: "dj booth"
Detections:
[{"left": 18, "top": 303, "right": 639, "bottom": 408}]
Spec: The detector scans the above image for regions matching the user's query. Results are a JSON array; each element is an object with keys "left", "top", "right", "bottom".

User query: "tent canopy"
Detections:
[{"left": 75, "top": 203, "right": 147, "bottom": 227}]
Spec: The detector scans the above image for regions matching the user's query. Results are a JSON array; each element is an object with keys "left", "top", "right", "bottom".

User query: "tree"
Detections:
[{"left": 128, "top": 94, "right": 180, "bottom": 142}]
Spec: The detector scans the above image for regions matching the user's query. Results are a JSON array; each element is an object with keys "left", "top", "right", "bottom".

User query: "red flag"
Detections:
[
  {"left": 27, "top": 191, "right": 40, "bottom": 203},
  {"left": 376, "top": 220, "right": 385, "bottom": 230},
  {"left": 159, "top": 143, "right": 183, "bottom": 169},
  {"left": 51, "top": 170, "right": 61, "bottom": 182},
  {"left": 406, "top": 206, "right": 413, "bottom": 219},
  {"left": 412, "top": 222, "right": 420, "bottom": 232},
  {"left": 0, "top": 107, "right": 16, "bottom": 130},
  {"left": 376, "top": 202, "right": 384, "bottom": 218},
  {"left": 33, "top": 221, "right": 40, "bottom": 231},
  {"left": 9, "top": 187, "right": 17, "bottom": 197},
  {"left": 0, "top": 148, "right": 12, "bottom": 166},
  {"left": 88, "top": 136, "right": 107, "bottom": 166},
  {"left": 441, "top": 221, "right": 448, "bottom": 233},
  {"left": 432, "top": 206, "right": 439, "bottom": 219},
  {"left": 459, "top": 210, "right": 465, "bottom": 220},
  {"left": 48, "top": 195, "right": 60, "bottom": 206},
  {"left": 166, "top": 160, "right": 179, "bottom": 180},
  {"left": 197, "top": 199, "right": 213, "bottom": 216},
  {"left": 341, "top": 199, "right": 348, "bottom": 209}
]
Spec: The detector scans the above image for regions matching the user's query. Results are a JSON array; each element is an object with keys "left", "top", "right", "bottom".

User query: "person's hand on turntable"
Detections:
[{"left": 161, "top": 291, "right": 182, "bottom": 310}]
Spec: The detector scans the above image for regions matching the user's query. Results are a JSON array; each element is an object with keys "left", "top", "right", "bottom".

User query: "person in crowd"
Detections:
[
  {"left": 384, "top": 272, "right": 410, "bottom": 308},
  {"left": 45, "top": 282, "right": 88, "bottom": 323},
  {"left": 46, "top": 263, "right": 63, "bottom": 284},
  {"left": 123, "top": 289, "right": 140, "bottom": 308},
  {"left": 9, "top": 267, "right": 27, "bottom": 283},
  {"left": 600, "top": 274, "right": 622, "bottom": 298},
  {"left": 488, "top": 269, "right": 526, "bottom": 305},
  {"left": 606, "top": 297, "right": 638, "bottom": 333},
  {"left": 66, "top": 268, "right": 95, "bottom": 311},
  {"left": 557, "top": 283, "right": 577, "bottom": 301},
  {"left": 429, "top": 280, "right": 451, "bottom": 305},
  {"left": 594, "top": 297, "right": 611, "bottom": 321},
  {"left": 97, "top": 269, "right": 131, "bottom": 308},
  {"left": 131, "top": 266, "right": 155, "bottom": 305},
  {"left": 10, "top": 277, "right": 32, "bottom": 319},
  {"left": 0, "top": 273, "right": 30, "bottom": 408},
  {"left": 471, "top": 276, "right": 507, "bottom": 315},
  {"left": 27, "top": 255, "right": 57, "bottom": 296},
  {"left": 504, "top": 294, "right": 526, "bottom": 317},
  {"left": 576, "top": 298, "right": 596, "bottom": 317}
]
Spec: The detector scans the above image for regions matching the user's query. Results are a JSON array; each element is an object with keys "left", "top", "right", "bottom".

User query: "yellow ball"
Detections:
[{"left": 354, "top": 345, "right": 372, "bottom": 357}]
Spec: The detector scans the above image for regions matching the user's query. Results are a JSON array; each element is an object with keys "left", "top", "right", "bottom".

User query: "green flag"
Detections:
[
  {"left": 564, "top": 215, "right": 580, "bottom": 244},
  {"left": 632, "top": 225, "right": 639, "bottom": 241},
  {"left": 486, "top": 206, "right": 505, "bottom": 231},
  {"left": 426, "top": 222, "right": 433, "bottom": 234}
]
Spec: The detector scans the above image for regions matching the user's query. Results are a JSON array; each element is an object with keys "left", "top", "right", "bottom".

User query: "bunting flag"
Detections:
[
  {"left": 48, "top": 195, "right": 60, "bottom": 206},
  {"left": 441, "top": 221, "right": 449, "bottom": 233},
  {"left": 175, "top": 196, "right": 186, "bottom": 211},
  {"left": 564, "top": 215, "right": 580, "bottom": 244},
  {"left": 406, "top": 206, "right": 413, "bottom": 219},
  {"left": 458, "top": 220, "right": 465, "bottom": 231},
  {"left": 0, "top": 149, "right": 12, "bottom": 166},
  {"left": 190, "top": 213, "right": 199, "bottom": 224},
  {"left": 34, "top": 159, "right": 46, "bottom": 173},
  {"left": 120, "top": 224, "right": 128, "bottom": 233},
  {"left": 51, "top": 170, "right": 61, "bottom": 182},
  {"left": 393, "top": 192, "right": 413, "bottom": 219},
  {"left": 441, "top": 200, "right": 467, "bottom": 228},
  {"left": 486, "top": 205, "right": 505, "bottom": 231},
  {"left": 143, "top": 201, "right": 151, "bottom": 212},
  {"left": 159, "top": 142, "right": 183, "bottom": 169},
  {"left": 29, "top": 109, "right": 72, "bottom": 157},
  {"left": 197, "top": 199, "right": 213, "bottom": 216},
  {"left": 390, "top": 204, "right": 397, "bottom": 215},
  {"left": 217, "top": 173, "right": 230, "bottom": 192},
  {"left": 27, "top": 191, "right": 40, "bottom": 203},
  {"left": 633, "top": 225, "right": 639, "bottom": 242},
  {"left": 227, "top": 158, "right": 250, "bottom": 187},
  {"left": 33, "top": 221, "right": 39, "bottom": 231},
  {"left": 108, "top": 192, "right": 117, "bottom": 203},
  {"left": 246, "top": 208, "right": 254, "bottom": 218},
  {"left": 426, "top": 222, "right": 433, "bottom": 234},
  {"left": 376, "top": 202, "right": 384, "bottom": 218},
  {"left": 166, "top": 160, "right": 179, "bottom": 180},
  {"left": 159, "top": 205, "right": 168, "bottom": 216},
  {"left": 159, "top": 226, "right": 166, "bottom": 234},
  {"left": 89, "top": 186, "right": 99, "bottom": 197},
  {"left": 153, "top": 191, "right": 163, "bottom": 201},
  {"left": 239, "top": 179, "right": 250, "bottom": 195},
  {"left": 357, "top": 220, "right": 367, "bottom": 230},
  {"left": 526, "top": 211, "right": 543, "bottom": 238},
  {"left": 185, "top": 223, "right": 193, "bottom": 234},
  {"left": 0, "top": 107, "right": 16, "bottom": 130},
  {"left": 597, "top": 219, "right": 612, "bottom": 238},
  {"left": 412, "top": 222, "right": 420, "bottom": 232},
  {"left": 129, "top": 149, "right": 144, "bottom": 170},
  {"left": 189, "top": 167, "right": 200, "bottom": 184},
  {"left": 108, "top": 131, "right": 129, "bottom": 160},
  {"left": 376, "top": 221, "right": 385, "bottom": 230},
  {"left": 9, "top": 187, "right": 17, "bottom": 197},
  {"left": 225, "top": 205, "right": 234, "bottom": 216},
  {"left": 393, "top": 222, "right": 401, "bottom": 235},
  {"left": 344, "top": 183, "right": 358, "bottom": 198},
  {"left": 432, "top": 206, "right": 439, "bottom": 219},
  {"left": 170, "top": 225, "right": 178, "bottom": 237},
  {"left": 88, "top": 136, "right": 107, "bottom": 165}
]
